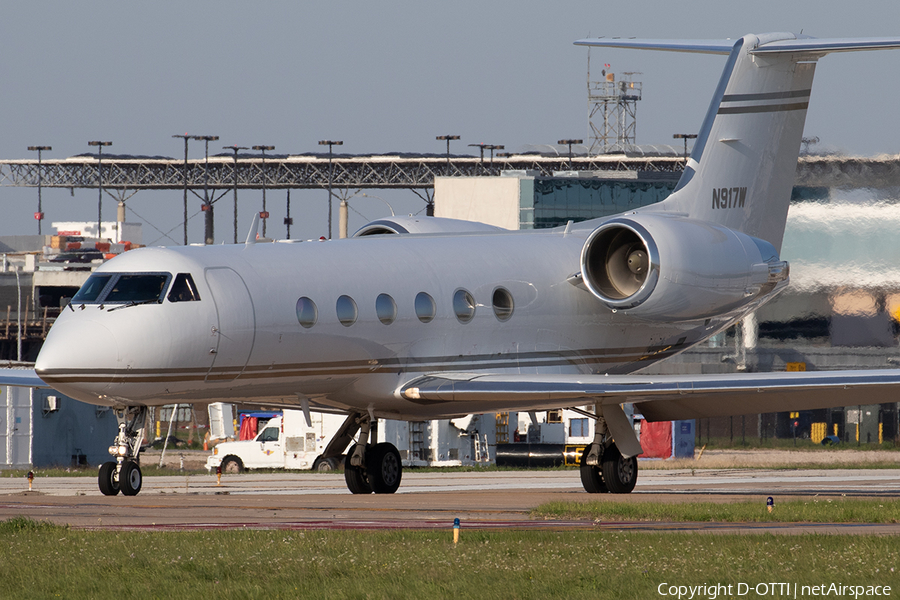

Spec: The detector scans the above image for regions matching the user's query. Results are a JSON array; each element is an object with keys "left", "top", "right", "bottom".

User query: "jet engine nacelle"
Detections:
[
  {"left": 580, "top": 215, "right": 788, "bottom": 321},
  {"left": 354, "top": 216, "right": 504, "bottom": 237}
]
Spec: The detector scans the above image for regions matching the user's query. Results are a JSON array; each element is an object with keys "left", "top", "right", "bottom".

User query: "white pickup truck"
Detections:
[{"left": 205, "top": 410, "right": 347, "bottom": 473}]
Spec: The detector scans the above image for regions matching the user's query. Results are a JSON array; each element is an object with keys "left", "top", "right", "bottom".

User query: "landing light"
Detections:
[{"left": 109, "top": 445, "right": 128, "bottom": 457}]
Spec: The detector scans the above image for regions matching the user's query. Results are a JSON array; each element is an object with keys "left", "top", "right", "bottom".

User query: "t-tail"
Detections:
[{"left": 575, "top": 33, "right": 900, "bottom": 252}]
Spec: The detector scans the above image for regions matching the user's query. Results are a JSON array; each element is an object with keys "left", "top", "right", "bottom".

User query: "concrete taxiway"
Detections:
[{"left": 1, "top": 468, "right": 899, "bottom": 534}]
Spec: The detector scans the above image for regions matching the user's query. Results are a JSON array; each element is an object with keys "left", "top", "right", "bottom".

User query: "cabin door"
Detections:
[{"left": 204, "top": 267, "right": 256, "bottom": 382}]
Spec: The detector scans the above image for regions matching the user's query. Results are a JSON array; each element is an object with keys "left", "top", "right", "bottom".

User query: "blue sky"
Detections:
[{"left": 2, "top": 1, "right": 898, "bottom": 243}]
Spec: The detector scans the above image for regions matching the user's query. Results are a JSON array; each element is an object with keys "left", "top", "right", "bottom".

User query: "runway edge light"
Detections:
[{"left": 767, "top": 496, "right": 774, "bottom": 513}]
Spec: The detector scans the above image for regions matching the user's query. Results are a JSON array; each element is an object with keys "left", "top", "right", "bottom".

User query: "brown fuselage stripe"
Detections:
[{"left": 38, "top": 345, "right": 686, "bottom": 385}]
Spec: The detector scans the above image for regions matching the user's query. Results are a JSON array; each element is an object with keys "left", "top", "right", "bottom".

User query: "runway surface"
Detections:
[{"left": 2, "top": 468, "right": 899, "bottom": 534}]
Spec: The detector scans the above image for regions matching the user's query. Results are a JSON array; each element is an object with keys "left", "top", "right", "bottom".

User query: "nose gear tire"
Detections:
[
  {"left": 121, "top": 461, "right": 142, "bottom": 496},
  {"left": 98, "top": 461, "right": 120, "bottom": 496}
]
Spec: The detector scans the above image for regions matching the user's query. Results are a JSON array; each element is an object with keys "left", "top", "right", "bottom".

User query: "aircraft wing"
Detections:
[
  {"left": 399, "top": 369, "right": 900, "bottom": 421},
  {"left": 0, "top": 369, "right": 49, "bottom": 388}
]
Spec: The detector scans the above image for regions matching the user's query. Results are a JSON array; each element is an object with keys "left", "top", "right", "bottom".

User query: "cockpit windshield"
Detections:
[
  {"left": 71, "top": 274, "right": 113, "bottom": 303},
  {"left": 105, "top": 274, "right": 170, "bottom": 303},
  {"left": 71, "top": 273, "right": 171, "bottom": 305}
]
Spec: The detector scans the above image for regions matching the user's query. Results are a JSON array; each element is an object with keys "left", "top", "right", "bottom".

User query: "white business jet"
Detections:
[{"left": 8, "top": 32, "right": 900, "bottom": 497}]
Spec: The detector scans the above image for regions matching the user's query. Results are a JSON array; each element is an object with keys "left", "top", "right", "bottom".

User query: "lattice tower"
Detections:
[{"left": 587, "top": 50, "right": 642, "bottom": 153}]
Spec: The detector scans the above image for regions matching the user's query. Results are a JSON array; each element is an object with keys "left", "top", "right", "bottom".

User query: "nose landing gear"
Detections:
[{"left": 98, "top": 406, "right": 147, "bottom": 496}]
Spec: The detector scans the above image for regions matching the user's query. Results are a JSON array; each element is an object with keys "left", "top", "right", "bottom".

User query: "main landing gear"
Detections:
[
  {"left": 320, "top": 411, "right": 403, "bottom": 494},
  {"left": 99, "top": 406, "right": 147, "bottom": 497},
  {"left": 579, "top": 413, "right": 638, "bottom": 494}
]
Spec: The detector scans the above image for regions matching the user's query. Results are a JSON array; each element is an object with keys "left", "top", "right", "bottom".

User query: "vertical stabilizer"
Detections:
[
  {"left": 661, "top": 33, "right": 815, "bottom": 250},
  {"left": 575, "top": 33, "right": 900, "bottom": 251}
]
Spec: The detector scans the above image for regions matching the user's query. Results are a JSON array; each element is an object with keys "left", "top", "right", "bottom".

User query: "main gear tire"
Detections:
[
  {"left": 579, "top": 446, "right": 608, "bottom": 494},
  {"left": 98, "top": 461, "right": 120, "bottom": 496},
  {"left": 601, "top": 444, "right": 638, "bottom": 494},
  {"left": 367, "top": 443, "right": 402, "bottom": 494}
]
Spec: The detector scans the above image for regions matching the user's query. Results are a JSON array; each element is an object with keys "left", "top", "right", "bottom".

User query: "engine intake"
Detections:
[{"left": 581, "top": 220, "right": 659, "bottom": 309}]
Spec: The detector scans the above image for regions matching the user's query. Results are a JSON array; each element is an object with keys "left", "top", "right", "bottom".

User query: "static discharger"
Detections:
[
  {"left": 453, "top": 518, "right": 460, "bottom": 544},
  {"left": 767, "top": 496, "right": 774, "bottom": 513}
]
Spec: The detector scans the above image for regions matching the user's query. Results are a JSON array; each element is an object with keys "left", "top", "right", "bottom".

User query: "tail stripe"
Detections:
[
  {"left": 718, "top": 102, "right": 809, "bottom": 115},
  {"left": 722, "top": 89, "right": 811, "bottom": 102}
]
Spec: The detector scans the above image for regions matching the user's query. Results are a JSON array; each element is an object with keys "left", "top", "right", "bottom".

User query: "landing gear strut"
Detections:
[
  {"left": 99, "top": 406, "right": 147, "bottom": 496},
  {"left": 578, "top": 408, "right": 638, "bottom": 494},
  {"left": 325, "top": 411, "right": 403, "bottom": 494}
]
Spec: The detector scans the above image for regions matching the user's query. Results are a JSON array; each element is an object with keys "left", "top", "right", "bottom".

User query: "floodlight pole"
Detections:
[
  {"left": 285, "top": 189, "right": 293, "bottom": 240},
  {"left": 318, "top": 140, "right": 343, "bottom": 239},
  {"left": 88, "top": 141, "right": 111, "bottom": 240},
  {"left": 672, "top": 133, "right": 697, "bottom": 162},
  {"left": 486, "top": 144, "right": 504, "bottom": 169},
  {"left": 468, "top": 143, "right": 486, "bottom": 171},
  {"left": 252, "top": 145, "right": 275, "bottom": 237},
  {"left": 468, "top": 143, "right": 503, "bottom": 174},
  {"left": 27, "top": 145, "right": 51, "bottom": 234},
  {"left": 193, "top": 135, "right": 219, "bottom": 244},
  {"left": 172, "top": 134, "right": 192, "bottom": 245},
  {"left": 225, "top": 145, "right": 248, "bottom": 244},
  {"left": 436, "top": 135, "right": 460, "bottom": 175},
  {"left": 557, "top": 139, "right": 583, "bottom": 169}
]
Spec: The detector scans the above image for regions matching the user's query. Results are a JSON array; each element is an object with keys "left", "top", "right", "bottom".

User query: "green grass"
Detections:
[
  {"left": 533, "top": 498, "right": 900, "bottom": 523},
  {"left": 0, "top": 465, "right": 211, "bottom": 478},
  {"left": 1, "top": 519, "right": 898, "bottom": 599},
  {"left": 761, "top": 461, "right": 900, "bottom": 470}
]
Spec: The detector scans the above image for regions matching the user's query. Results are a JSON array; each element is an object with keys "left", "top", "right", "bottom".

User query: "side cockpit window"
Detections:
[{"left": 167, "top": 273, "right": 201, "bottom": 303}]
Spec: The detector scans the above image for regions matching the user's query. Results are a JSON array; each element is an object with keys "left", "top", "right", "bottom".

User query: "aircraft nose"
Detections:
[{"left": 35, "top": 316, "right": 119, "bottom": 402}]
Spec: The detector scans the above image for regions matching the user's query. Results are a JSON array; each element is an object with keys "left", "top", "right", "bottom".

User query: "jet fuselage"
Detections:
[{"left": 35, "top": 220, "right": 745, "bottom": 419}]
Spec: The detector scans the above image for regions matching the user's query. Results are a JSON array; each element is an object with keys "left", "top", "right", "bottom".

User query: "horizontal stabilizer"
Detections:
[
  {"left": 574, "top": 37, "right": 735, "bottom": 54},
  {"left": 753, "top": 37, "right": 900, "bottom": 55},
  {"left": 574, "top": 35, "right": 900, "bottom": 57}
]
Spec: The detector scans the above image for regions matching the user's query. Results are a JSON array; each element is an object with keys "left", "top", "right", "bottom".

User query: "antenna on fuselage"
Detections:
[{"left": 245, "top": 213, "right": 260, "bottom": 246}]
